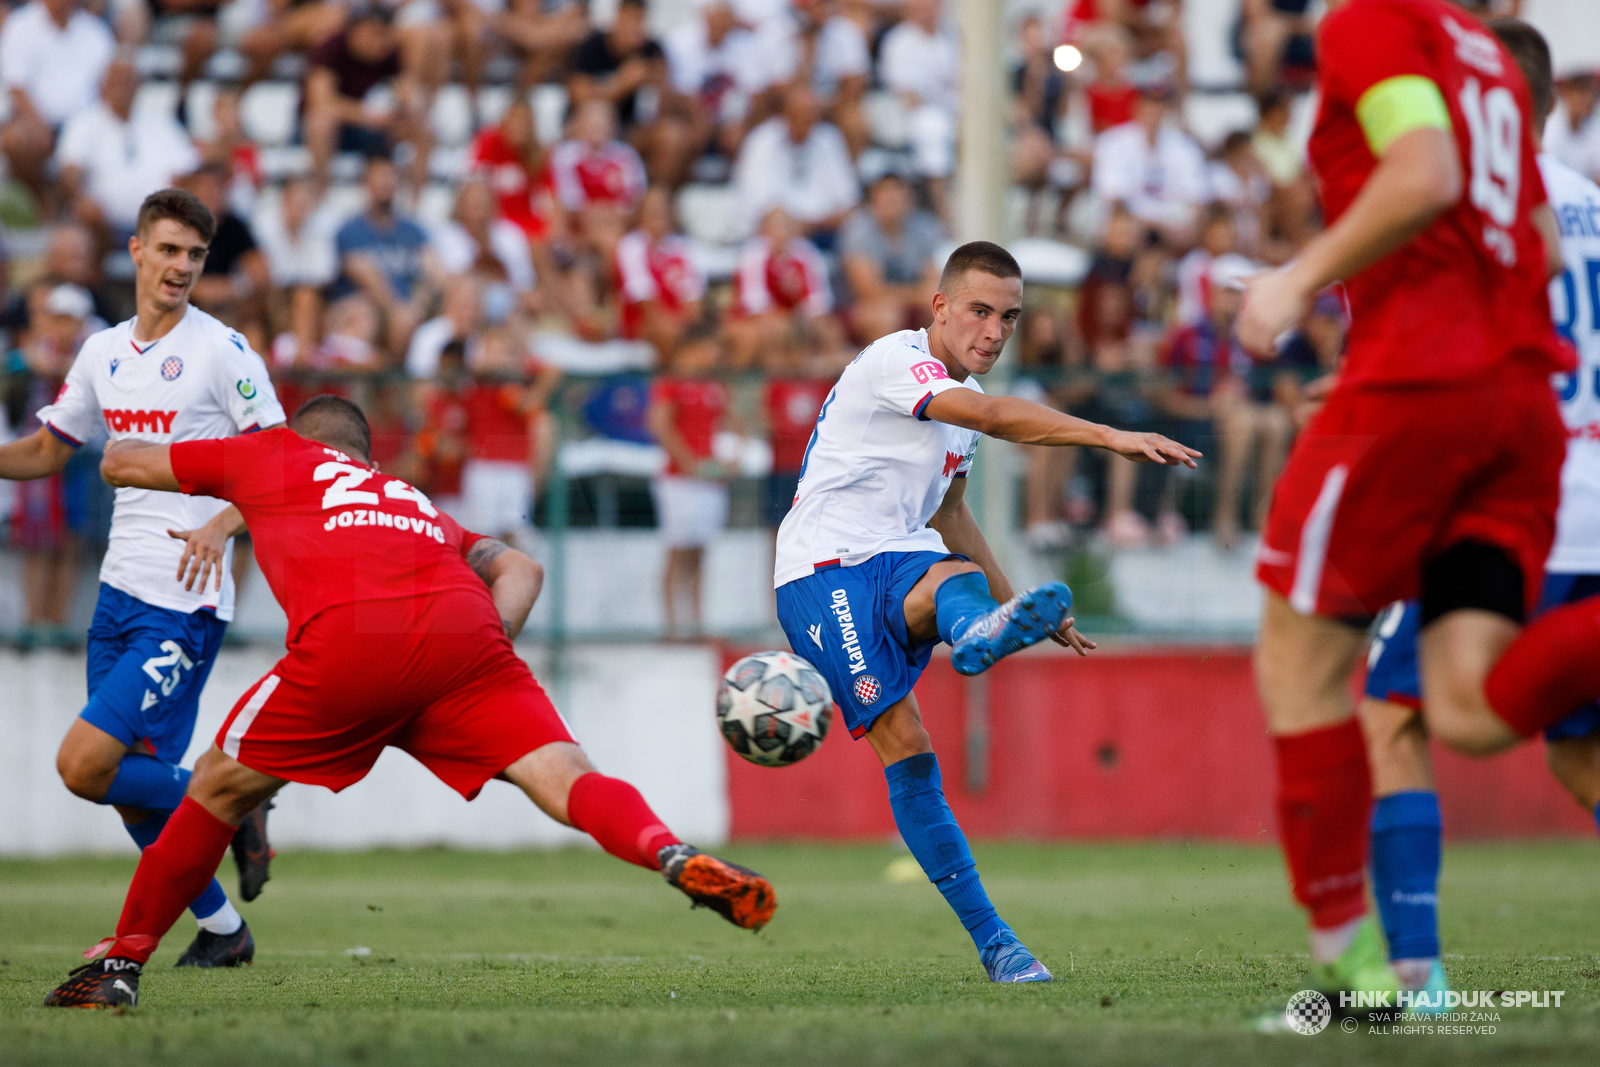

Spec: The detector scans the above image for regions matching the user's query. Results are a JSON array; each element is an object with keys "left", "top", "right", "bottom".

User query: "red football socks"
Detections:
[
  {"left": 567, "top": 773, "right": 680, "bottom": 871},
  {"left": 111, "top": 797, "right": 238, "bottom": 963},
  {"left": 1486, "top": 595, "right": 1600, "bottom": 737},
  {"left": 1274, "top": 719, "right": 1372, "bottom": 930}
]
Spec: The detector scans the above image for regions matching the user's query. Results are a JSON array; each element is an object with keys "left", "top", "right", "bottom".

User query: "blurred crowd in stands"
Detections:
[{"left": 0, "top": 0, "right": 1588, "bottom": 638}]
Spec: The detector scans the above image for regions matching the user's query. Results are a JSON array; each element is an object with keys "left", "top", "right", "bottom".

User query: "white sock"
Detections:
[
  {"left": 195, "top": 899, "right": 243, "bottom": 935},
  {"left": 1309, "top": 916, "right": 1363, "bottom": 965},
  {"left": 1393, "top": 957, "right": 1436, "bottom": 989}
]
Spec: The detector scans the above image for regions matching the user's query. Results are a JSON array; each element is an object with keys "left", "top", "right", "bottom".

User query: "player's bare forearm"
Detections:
[
  {"left": 923, "top": 391, "right": 1199, "bottom": 466},
  {"left": 466, "top": 537, "right": 544, "bottom": 639},
  {"left": 1239, "top": 128, "right": 1459, "bottom": 354},
  {"left": 1533, "top": 205, "right": 1563, "bottom": 280},
  {"left": 929, "top": 485, "right": 1015, "bottom": 603},
  {"left": 0, "top": 426, "right": 77, "bottom": 481},
  {"left": 101, "top": 441, "right": 181, "bottom": 492}
]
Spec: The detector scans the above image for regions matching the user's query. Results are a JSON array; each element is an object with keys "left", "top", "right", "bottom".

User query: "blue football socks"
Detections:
[
  {"left": 102, "top": 753, "right": 190, "bottom": 811},
  {"left": 1370, "top": 790, "right": 1442, "bottom": 963},
  {"left": 116, "top": 766, "right": 235, "bottom": 926},
  {"left": 934, "top": 572, "right": 998, "bottom": 647},
  {"left": 884, "top": 753, "right": 1004, "bottom": 950}
]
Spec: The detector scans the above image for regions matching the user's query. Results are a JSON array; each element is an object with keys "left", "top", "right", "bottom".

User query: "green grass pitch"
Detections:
[{"left": 2, "top": 841, "right": 1597, "bottom": 1066}]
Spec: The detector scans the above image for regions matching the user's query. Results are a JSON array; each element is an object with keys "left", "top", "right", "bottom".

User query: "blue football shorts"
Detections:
[
  {"left": 1364, "top": 574, "right": 1600, "bottom": 742},
  {"left": 775, "top": 551, "right": 959, "bottom": 740},
  {"left": 79, "top": 583, "right": 229, "bottom": 763}
]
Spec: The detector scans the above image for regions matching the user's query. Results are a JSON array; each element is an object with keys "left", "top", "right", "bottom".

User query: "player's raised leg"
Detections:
[
  {"left": 1253, "top": 593, "right": 1396, "bottom": 1003},
  {"left": 499, "top": 741, "right": 776, "bottom": 930}
]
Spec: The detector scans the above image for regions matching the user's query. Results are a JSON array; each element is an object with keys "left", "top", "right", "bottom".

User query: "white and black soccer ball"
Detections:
[{"left": 717, "top": 651, "right": 834, "bottom": 767}]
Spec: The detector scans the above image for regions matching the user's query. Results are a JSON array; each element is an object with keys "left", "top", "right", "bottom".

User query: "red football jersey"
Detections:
[
  {"left": 550, "top": 139, "right": 647, "bottom": 211},
  {"left": 764, "top": 377, "right": 833, "bottom": 473},
  {"left": 170, "top": 428, "right": 495, "bottom": 639},
  {"left": 616, "top": 230, "right": 707, "bottom": 339},
  {"left": 468, "top": 127, "right": 554, "bottom": 242},
  {"left": 1310, "top": 0, "right": 1569, "bottom": 385},
  {"left": 733, "top": 236, "right": 832, "bottom": 317},
  {"left": 649, "top": 377, "right": 727, "bottom": 476}
]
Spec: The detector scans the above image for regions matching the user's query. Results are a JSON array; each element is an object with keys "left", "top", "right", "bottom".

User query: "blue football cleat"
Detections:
[
  {"left": 950, "top": 582, "right": 1073, "bottom": 676},
  {"left": 980, "top": 927, "right": 1053, "bottom": 983}
]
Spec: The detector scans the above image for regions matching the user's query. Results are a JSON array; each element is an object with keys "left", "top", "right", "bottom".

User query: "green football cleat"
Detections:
[{"left": 1309, "top": 917, "right": 1400, "bottom": 1008}]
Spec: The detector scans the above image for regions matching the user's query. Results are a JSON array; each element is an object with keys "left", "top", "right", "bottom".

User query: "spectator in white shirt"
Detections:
[
  {"left": 0, "top": 0, "right": 116, "bottom": 204},
  {"left": 732, "top": 84, "right": 860, "bottom": 244},
  {"left": 256, "top": 177, "right": 339, "bottom": 369},
  {"left": 795, "top": 0, "right": 870, "bottom": 157},
  {"left": 406, "top": 276, "right": 484, "bottom": 381},
  {"left": 877, "top": 0, "right": 959, "bottom": 224},
  {"left": 663, "top": 0, "right": 769, "bottom": 158},
  {"left": 1544, "top": 73, "right": 1600, "bottom": 184},
  {"left": 432, "top": 180, "right": 537, "bottom": 323},
  {"left": 1090, "top": 78, "right": 1208, "bottom": 246},
  {"left": 54, "top": 55, "right": 201, "bottom": 244}
]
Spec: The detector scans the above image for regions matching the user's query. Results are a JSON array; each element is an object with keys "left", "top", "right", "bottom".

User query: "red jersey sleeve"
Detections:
[
  {"left": 170, "top": 439, "right": 228, "bottom": 498},
  {"left": 1318, "top": 1, "right": 1437, "bottom": 107},
  {"left": 648, "top": 378, "right": 679, "bottom": 409}
]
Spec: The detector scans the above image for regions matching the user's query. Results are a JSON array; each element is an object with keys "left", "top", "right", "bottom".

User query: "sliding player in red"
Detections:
[
  {"left": 44, "top": 396, "right": 775, "bottom": 1008},
  {"left": 1238, "top": 0, "right": 1600, "bottom": 1011}
]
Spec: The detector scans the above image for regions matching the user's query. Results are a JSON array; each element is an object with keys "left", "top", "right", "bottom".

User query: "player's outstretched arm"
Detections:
[
  {"left": 922, "top": 389, "right": 1199, "bottom": 467},
  {"left": 100, "top": 439, "right": 180, "bottom": 492},
  {"left": 466, "top": 537, "right": 545, "bottom": 640},
  {"left": 0, "top": 425, "right": 78, "bottom": 481}
]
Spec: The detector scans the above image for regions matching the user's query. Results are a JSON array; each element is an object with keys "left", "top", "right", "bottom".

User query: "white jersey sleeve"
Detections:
[
  {"left": 872, "top": 334, "right": 969, "bottom": 421},
  {"left": 35, "top": 345, "right": 103, "bottom": 446},
  {"left": 209, "top": 329, "right": 285, "bottom": 432}
]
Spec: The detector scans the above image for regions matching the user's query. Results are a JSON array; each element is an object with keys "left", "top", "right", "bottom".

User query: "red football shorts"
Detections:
[
  {"left": 214, "top": 591, "right": 573, "bottom": 798},
  {"left": 1257, "top": 373, "right": 1564, "bottom": 621}
]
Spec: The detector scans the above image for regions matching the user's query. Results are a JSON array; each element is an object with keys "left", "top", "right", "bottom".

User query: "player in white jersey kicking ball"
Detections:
[
  {"left": 0, "top": 189, "right": 286, "bottom": 967},
  {"left": 774, "top": 242, "right": 1198, "bottom": 982}
]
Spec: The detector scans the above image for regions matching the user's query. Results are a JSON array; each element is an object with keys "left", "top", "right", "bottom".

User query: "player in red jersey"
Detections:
[
  {"left": 43, "top": 396, "right": 776, "bottom": 1008},
  {"left": 1236, "top": 0, "right": 1600, "bottom": 1006}
]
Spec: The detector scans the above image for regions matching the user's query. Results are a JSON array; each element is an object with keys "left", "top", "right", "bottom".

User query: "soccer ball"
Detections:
[{"left": 717, "top": 651, "right": 834, "bottom": 767}]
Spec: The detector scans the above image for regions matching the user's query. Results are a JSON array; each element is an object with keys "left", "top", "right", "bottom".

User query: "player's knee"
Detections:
[{"left": 56, "top": 745, "right": 115, "bottom": 802}]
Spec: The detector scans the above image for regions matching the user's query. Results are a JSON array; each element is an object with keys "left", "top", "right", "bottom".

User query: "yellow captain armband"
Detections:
[{"left": 1355, "top": 75, "right": 1452, "bottom": 156}]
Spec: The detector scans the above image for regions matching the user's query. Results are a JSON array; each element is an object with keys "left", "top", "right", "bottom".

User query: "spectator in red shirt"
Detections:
[
  {"left": 468, "top": 97, "right": 561, "bottom": 245},
  {"left": 616, "top": 186, "right": 705, "bottom": 360},
  {"left": 760, "top": 329, "right": 835, "bottom": 534},
  {"left": 551, "top": 98, "right": 648, "bottom": 268},
  {"left": 459, "top": 332, "right": 561, "bottom": 550},
  {"left": 724, "top": 206, "right": 840, "bottom": 371},
  {"left": 1083, "top": 25, "right": 1137, "bottom": 135},
  {"left": 415, "top": 340, "right": 472, "bottom": 520},
  {"left": 646, "top": 324, "right": 732, "bottom": 637}
]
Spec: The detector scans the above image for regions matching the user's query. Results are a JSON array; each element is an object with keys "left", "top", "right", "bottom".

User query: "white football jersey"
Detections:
[
  {"left": 1542, "top": 155, "right": 1600, "bottom": 574},
  {"left": 36, "top": 305, "right": 285, "bottom": 619},
  {"left": 775, "top": 329, "right": 982, "bottom": 587}
]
